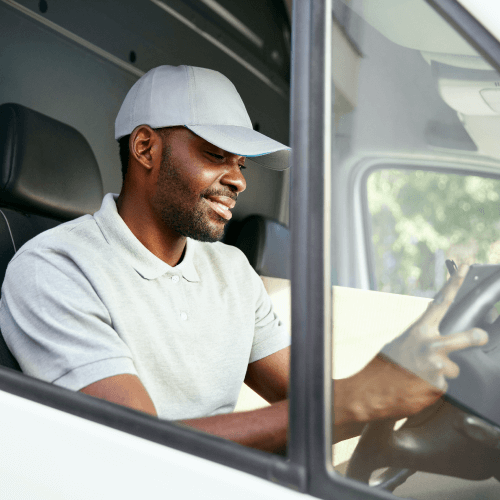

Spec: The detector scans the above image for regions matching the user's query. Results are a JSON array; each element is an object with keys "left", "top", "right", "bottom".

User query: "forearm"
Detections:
[
  {"left": 182, "top": 355, "right": 420, "bottom": 450},
  {"left": 332, "top": 417, "right": 366, "bottom": 444},
  {"left": 332, "top": 374, "right": 369, "bottom": 443},
  {"left": 332, "top": 354, "right": 443, "bottom": 435},
  {"left": 181, "top": 400, "right": 288, "bottom": 453}
]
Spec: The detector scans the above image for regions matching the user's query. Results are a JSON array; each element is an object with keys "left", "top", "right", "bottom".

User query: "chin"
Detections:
[
  {"left": 193, "top": 225, "right": 226, "bottom": 243},
  {"left": 160, "top": 207, "right": 227, "bottom": 242},
  {"left": 180, "top": 220, "right": 227, "bottom": 243}
]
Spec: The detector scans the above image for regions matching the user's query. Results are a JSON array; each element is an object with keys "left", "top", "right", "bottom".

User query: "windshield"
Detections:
[{"left": 330, "top": 0, "right": 500, "bottom": 496}]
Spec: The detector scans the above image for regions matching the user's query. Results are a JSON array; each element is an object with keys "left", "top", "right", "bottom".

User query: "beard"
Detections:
[{"left": 152, "top": 144, "right": 228, "bottom": 243}]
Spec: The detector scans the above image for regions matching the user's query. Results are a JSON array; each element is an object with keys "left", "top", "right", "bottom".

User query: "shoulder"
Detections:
[
  {"left": 8, "top": 214, "right": 104, "bottom": 269},
  {"left": 191, "top": 240, "right": 264, "bottom": 296},
  {"left": 2, "top": 215, "right": 108, "bottom": 302}
]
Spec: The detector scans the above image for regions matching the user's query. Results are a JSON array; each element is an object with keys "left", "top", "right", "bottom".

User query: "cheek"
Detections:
[{"left": 186, "top": 165, "right": 219, "bottom": 194}]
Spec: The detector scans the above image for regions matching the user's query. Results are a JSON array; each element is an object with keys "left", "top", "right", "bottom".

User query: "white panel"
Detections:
[
  {"left": 461, "top": 114, "right": 500, "bottom": 159},
  {"left": 481, "top": 88, "right": 500, "bottom": 112},
  {"left": 0, "top": 390, "right": 306, "bottom": 500},
  {"left": 438, "top": 79, "right": 500, "bottom": 116}
]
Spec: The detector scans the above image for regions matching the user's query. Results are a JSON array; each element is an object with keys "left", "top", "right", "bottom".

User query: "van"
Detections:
[{"left": 1, "top": 0, "right": 500, "bottom": 498}]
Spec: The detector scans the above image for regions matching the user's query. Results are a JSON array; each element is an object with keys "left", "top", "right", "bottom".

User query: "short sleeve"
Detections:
[
  {"left": 0, "top": 246, "right": 138, "bottom": 390},
  {"left": 249, "top": 272, "right": 290, "bottom": 363}
]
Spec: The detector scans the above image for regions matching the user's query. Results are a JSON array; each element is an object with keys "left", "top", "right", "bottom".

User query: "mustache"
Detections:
[{"left": 201, "top": 189, "right": 238, "bottom": 202}]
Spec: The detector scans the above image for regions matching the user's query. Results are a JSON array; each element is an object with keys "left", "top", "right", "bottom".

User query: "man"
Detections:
[{"left": 0, "top": 65, "right": 488, "bottom": 454}]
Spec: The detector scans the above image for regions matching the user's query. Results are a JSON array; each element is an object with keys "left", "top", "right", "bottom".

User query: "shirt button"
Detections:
[
  {"left": 180, "top": 311, "right": 188, "bottom": 321},
  {"left": 171, "top": 275, "right": 180, "bottom": 283}
]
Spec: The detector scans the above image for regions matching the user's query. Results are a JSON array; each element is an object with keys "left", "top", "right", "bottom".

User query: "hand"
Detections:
[
  {"left": 337, "top": 265, "right": 489, "bottom": 424},
  {"left": 380, "top": 264, "right": 488, "bottom": 391}
]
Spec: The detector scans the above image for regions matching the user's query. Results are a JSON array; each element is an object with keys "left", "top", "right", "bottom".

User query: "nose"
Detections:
[{"left": 221, "top": 160, "right": 246, "bottom": 194}]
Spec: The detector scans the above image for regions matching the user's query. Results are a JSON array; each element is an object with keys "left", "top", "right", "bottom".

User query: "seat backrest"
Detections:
[
  {"left": 0, "top": 103, "right": 104, "bottom": 370},
  {"left": 0, "top": 210, "right": 60, "bottom": 290},
  {"left": 235, "top": 214, "right": 290, "bottom": 280}
]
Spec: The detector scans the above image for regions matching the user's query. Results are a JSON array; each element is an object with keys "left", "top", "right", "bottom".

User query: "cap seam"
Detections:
[
  {"left": 149, "top": 68, "right": 157, "bottom": 127},
  {"left": 130, "top": 72, "right": 142, "bottom": 132}
]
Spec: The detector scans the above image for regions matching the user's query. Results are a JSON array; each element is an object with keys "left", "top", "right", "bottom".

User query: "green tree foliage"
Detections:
[{"left": 367, "top": 169, "right": 500, "bottom": 297}]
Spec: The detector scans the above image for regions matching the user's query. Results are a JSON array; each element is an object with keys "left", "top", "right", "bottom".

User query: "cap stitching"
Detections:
[
  {"left": 130, "top": 74, "right": 142, "bottom": 132},
  {"left": 149, "top": 68, "right": 156, "bottom": 127}
]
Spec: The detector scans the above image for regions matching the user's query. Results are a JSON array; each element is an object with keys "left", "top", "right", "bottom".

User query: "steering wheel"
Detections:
[{"left": 345, "top": 265, "right": 500, "bottom": 491}]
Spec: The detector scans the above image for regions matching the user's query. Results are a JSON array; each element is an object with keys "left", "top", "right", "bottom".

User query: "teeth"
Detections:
[{"left": 204, "top": 197, "right": 233, "bottom": 220}]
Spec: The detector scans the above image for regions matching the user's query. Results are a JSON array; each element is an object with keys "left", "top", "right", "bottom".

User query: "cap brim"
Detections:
[{"left": 186, "top": 125, "right": 290, "bottom": 171}]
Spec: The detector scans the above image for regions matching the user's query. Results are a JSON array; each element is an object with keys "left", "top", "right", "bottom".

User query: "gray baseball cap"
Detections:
[{"left": 115, "top": 65, "right": 290, "bottom": 170}]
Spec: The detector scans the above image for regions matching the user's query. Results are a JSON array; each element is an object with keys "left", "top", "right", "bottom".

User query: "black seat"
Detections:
[
  {"left": 0, "top": 103, "right": 103, "bottom": 370},
  {"left": 235, "top": 214, "right": 290, "bottom": 280}
]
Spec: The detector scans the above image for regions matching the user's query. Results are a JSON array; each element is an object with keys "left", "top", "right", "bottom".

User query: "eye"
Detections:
[
  {"left": 207, "top": 151, "right": 246, "bottom": 170},
  {"left": 207, "top": 152, "right": 224, "bottom": 160}
]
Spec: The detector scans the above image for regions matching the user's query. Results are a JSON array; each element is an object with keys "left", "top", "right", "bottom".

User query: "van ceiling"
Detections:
[{"left": 350, "top": 0, "right": 477, "bottom": 55}]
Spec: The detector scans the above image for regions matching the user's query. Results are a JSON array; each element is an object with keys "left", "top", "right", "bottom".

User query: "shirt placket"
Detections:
[{"left": 169, "top": 273, "right": 190, "bottom": 322}]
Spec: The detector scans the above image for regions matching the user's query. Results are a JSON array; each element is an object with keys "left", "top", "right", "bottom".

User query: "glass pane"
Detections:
[
  {"left": 367, "top": 169, "right": 500, "bottom": 297},
  {"left": 329, "top": 0, "right": 500, "bottom": 497}
]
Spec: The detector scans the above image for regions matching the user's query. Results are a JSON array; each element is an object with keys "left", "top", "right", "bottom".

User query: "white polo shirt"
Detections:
[{"left": 0, "top": 194, "right": 290, "bottom": 420}]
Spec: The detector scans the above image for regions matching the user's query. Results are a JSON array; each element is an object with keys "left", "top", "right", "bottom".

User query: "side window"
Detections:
[
  {"left": 326, "top": 0, "right": 500, "bottom": 497},
  {"left": 366, "top": 169, "right": 500, "bottom": 297}
]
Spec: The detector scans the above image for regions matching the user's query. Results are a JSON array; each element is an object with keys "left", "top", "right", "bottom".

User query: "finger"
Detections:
[
  {"left": 426, "top": 373, "right": 448, "bottom": 392},
  {"left": 414, "top": 352, "right": 459, "bottom": 383},
  {"left": 433, "top": 264, "right": 469, "bottom": 307},
  {"left": 430, "top": 328, "right": 489, "bottom": 354},
  {"left": 433, "top": 373, "right": 448, "bottom": 392},
  {"left": 424, "top": 265, "right": 470, "bottom": 324},
  {"left": 411, "top": 264, "right": 469, "bottom": 329},
  {"left": 437, "top": 355, "right": 460, "bottom": 379}
]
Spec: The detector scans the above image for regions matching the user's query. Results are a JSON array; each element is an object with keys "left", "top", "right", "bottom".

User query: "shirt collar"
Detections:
[{"left": 94, "top": 193, "right": 200, "bottom": 282}]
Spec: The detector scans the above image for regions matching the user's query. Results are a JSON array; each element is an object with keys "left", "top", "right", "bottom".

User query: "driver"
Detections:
[{"left": 0, "top": 65, "right": 488, "bottom": 453}]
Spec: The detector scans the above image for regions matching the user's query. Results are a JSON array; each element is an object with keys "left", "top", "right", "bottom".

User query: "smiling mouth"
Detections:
[{"left": 203, "top": 195, "right": 236, "bottom": 221}]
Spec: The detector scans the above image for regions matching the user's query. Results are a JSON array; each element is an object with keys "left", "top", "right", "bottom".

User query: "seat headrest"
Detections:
[
  {"left": 0, "top": 103, "right": 103, "bottom": 221},
  {"left": 235, "top": 215, "right": 290, "bottom": 279}
]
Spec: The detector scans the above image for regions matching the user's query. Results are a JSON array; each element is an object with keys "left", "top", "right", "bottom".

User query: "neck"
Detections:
[{"left": 116, "top": 190, "right": 186, "bottom": 267}]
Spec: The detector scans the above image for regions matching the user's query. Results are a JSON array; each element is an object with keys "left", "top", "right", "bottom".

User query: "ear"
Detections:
[{"left": 129, "top": 125, "right": 162, "bottom": 172}]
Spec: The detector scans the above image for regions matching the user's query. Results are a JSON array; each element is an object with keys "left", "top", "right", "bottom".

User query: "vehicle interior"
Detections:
[{"left": 3, "top": 0, "right": 500, "bottom": 499}]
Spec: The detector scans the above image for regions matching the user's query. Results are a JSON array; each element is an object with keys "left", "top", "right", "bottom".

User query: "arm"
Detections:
[
  {"left": 181, "top": 347, "right": 290, "bottom": 452},
  {"left": 77, "top": 347, "right": 422, "bottom": 449},
  {"left": 76, "top": 348, "right": 406, "bottom": 449},
  {"left": 244, "top": 346, "right": 289, "bottom": 403},
  {"left": 331, "top": 354, "right": 442, "bottom": 443},
  {"left": 80, "top": 267, "right": 489, "bottom": 451},
  {"left": 181, "top": 400, "right": 288, "bottom": 453},
  {"left": 332, "top": 264, "right": 489, "bottom": 442},
  {"left": 80, "top": 374, "right": 157, "bottom": 416},
  {"left": 80, "top": 360, "right": 288, "bottom": 453}
]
